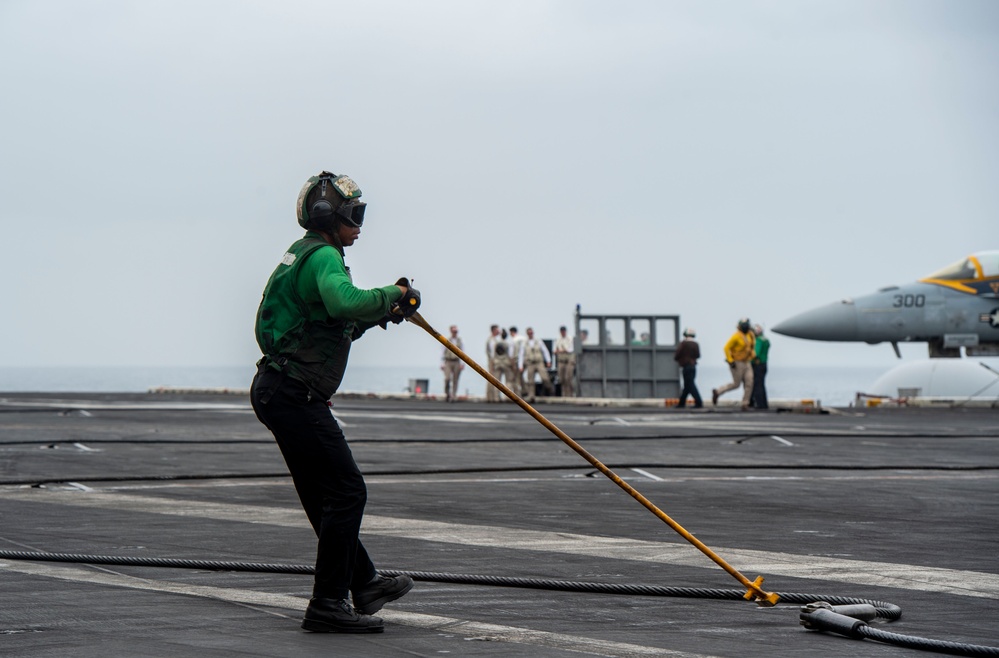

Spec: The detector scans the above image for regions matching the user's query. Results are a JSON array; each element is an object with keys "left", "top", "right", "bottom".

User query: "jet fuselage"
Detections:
[{"left": 772, "top": 251, "right": 999, "bottom": 357}]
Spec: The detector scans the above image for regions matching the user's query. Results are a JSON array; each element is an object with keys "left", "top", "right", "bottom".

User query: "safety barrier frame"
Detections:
[{"left": 573, "top": 306, "right": 682, "bottom": 399}]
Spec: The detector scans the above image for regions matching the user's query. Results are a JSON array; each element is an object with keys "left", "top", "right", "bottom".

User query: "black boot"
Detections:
[
  {"left": 301, "top": 598, "right": 384, "bottom": 633},
  {"left": 353, "top": 574, "right": 414, "bottom": 615}
]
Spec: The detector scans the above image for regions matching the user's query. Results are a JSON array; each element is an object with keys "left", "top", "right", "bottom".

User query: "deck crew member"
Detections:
[
  {"left": 485, "top": 325, "right": 502, "bottom": 402},
  {"left": 521, "top": 327, "right": 554, "bottom": 399},
  {"left": 553, "top": 325, "right": 576, "bottom": 397},
  {"left": 712, "top": 318, "right": 756, "bottom": 411},
  {"left": 674, "top": 327, "right": 703, "bottom": 408},
  {"left": 750, "top": 324, "right": 770, "bottom": 409},
  {"left": 251, "top": 171, "right": 417, "bottom": 633},
  {"left": 441, "top": 325, "right": 464, "bottom": 402},
  {"left": 507, "top": 326, "right": 527, "bottom": 396}
]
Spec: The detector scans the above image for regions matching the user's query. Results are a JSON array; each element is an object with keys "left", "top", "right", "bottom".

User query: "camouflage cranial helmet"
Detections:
[
  {"left": 738, "top": 318, "right": 752, "bottom": 332},
  {"left": 296, "top": 171, "right": 366, "bottom": 230},
  {"left": 683, "top": 327, "right": 696, "bottom": 338}
]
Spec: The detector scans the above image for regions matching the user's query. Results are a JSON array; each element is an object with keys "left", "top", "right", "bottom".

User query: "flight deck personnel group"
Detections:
[{"left": 484, "top": 324, "right": 576, "bottom": 400}]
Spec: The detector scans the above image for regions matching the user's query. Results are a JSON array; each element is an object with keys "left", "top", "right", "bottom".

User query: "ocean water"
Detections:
[{"left": 0, "top": 364, "right": 888, "bottom": 407}]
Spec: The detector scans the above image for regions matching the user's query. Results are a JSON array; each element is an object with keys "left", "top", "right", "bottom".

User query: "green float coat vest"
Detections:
[{"left": 255, "top": 236, "right": 354, "bottom": 399}]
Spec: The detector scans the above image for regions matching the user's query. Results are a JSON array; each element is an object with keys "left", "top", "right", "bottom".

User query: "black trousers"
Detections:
[
  {"left": 251, "top": 368, "right": 376, "bottom": 600},
  {"left": 679, "top": 364, "right": 702, "bottom": 408},
  {"left": 750, "top": 362, "right": 769, "bottom": 409}
]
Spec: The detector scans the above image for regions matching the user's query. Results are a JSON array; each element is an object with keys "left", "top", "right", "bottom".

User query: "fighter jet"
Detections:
[{"left": 773, "top": 250, "right": 999, "bottom": 358}]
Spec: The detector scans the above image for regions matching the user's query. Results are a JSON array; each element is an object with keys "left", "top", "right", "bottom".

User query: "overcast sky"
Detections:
[{"left": 2, "top": 0, "right": 997, "bottom": 375}]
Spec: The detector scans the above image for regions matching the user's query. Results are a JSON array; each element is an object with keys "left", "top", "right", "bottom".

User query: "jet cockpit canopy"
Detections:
[{"left": 923, "top": 250, "right": 999, "bottom": 282}]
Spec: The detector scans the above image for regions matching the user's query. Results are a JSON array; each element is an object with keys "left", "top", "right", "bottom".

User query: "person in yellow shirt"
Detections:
[{"left": 712, "top": 318, "right": 756, "bottom": 410}]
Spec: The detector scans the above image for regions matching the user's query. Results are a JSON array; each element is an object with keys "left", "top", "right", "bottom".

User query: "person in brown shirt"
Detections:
[{"left": 674, "top": 327, "right": 703, "bottom": 408}]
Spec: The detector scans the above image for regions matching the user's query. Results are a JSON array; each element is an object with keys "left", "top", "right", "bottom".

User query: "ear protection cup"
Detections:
[
  {"left": 311, "top": 198, "right": 335, "bottom": 220},
  {"left": 307, "top": 176, "right": 338, "bottom": 229}
]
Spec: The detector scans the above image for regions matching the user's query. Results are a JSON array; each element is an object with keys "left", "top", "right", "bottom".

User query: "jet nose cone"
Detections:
[{"left": 772, "top": 300, "right": 860, "bottom": 341}]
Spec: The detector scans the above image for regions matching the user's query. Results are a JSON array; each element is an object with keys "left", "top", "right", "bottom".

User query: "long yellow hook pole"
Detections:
[{"left": 407, "top": 312, "right": 779, "bottom": 606}]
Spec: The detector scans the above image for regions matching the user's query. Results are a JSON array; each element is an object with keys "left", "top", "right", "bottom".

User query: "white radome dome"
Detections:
[{"left": 870, "top": 360, "right": 999, "bottom": 399}]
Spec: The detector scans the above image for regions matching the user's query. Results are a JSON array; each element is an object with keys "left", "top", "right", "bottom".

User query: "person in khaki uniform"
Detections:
[
  {"left": 498, "top": 328, "right": 522, "bottom": 399},
  {"left": 553, "top": 325, "right": 575, "bottom": 397},
  {"left": 507, "top": 326, "right": 526, "bottom": 396},
  {"left": 485, "top": 325, "right": 501, "bottom": 402},
  {"left": 520, "top": 327, "right": 554, "bottom": 400},
  {"left": 712, "top": 318, "right": 756, "bottom": 410},
  {"left": 441, "top": 325, "right": 464, "bottom": 402}
]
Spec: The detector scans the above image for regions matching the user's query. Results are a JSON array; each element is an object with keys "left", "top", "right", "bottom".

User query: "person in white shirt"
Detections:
[
  {"left": 484, "top": 325, "right": 501, "bottom": 402},
  {"left": 507, "top": 326, "right": 527, "bottom": 396},
  {"left": 520, "top": 327, "right": 554, "bottom": 399}
]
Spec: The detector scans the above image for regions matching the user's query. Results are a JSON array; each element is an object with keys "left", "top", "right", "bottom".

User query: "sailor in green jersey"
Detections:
[
  {"left": 251, "top": 171, "right": 419, "bottom": 634},
  {"left": 750, "top": 323, "right": 770, "bottom": 409}
]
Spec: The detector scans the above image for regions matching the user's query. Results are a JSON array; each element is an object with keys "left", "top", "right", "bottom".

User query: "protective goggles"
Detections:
[{"left": 335, "top": 200, "right": 366, "bottom": 228}]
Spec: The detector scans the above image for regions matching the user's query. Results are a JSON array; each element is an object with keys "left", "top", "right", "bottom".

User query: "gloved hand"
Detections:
[
  {"left": 378, "top": 277, "right": 421, "bottom": 329},
  {"left": 728, "top": 360, "right": 736, "bottom": 370},
  {"left": 390, "top": 277, "right": 421, "bottom": 319}
]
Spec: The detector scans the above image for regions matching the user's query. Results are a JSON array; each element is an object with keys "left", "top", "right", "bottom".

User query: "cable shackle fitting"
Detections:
[{"left": 800, "top": 606, "right": 870, "bottom": 638}]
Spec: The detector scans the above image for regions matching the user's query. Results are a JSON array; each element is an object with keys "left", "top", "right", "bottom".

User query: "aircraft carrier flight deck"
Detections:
[{"left": 1, "top": 392, "right": 997, "bottom": 657}]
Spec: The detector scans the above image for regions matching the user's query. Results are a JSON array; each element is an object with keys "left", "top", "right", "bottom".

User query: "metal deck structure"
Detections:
[{"left": 574, "top": 309, "right": 683, "bottom": 399}]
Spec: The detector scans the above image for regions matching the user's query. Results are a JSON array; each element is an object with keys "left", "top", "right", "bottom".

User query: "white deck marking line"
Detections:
[
  {"left": 0, "top": 561, "right": 707, "bottom": 657},
  {"left": 4, "top": 489, "right": 997, "bottom": 599},
  {"left": 332, "top": 411, "right": 499, "bottom": 424},
  {"left": 768, "top": 435, "right": 794, "bottom": 446},
  {"left": 98, "top": 471, "right": 998, "bottom": 493},
  {"left": 0, "top": 399, "right": 249, "bottom": 411},
  {"left": 631, "top": 468, "right": 664, "bottom": 481}
]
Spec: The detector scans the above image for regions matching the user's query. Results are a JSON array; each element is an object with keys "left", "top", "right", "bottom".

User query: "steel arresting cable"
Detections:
[
  {"left": 855, "top": 626, "right": 999, "bottom": 656},
  {"left": 2, "top": 461, "right": 997, "bottom": 488},
  {"left": 2, "top": 431, "right": 997, "bottom": 445},
  {"left": 2, "top": 550, "right": 997, "bottom": 655}
]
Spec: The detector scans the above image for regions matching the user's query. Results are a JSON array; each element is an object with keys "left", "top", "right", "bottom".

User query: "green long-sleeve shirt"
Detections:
[
  {"left": 754, "top": 335, "right": 770, "bottom": 364},
  {"left": 294, "top": 232, "right": 402, "bottom": 325},
  {"left": 256, "top": 232, "right": 403, "bottom": 358},
  {"left": 255, "top": 232, "right": 406, "bottom": 398}
]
